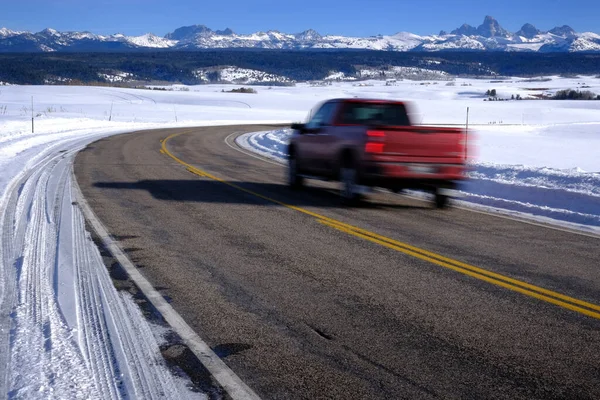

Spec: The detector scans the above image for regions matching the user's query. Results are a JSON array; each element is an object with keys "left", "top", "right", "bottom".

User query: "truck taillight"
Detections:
[
  {"left": 365, "top": 143, "right": 384, "bottom": 153},
  {"left": 366, "top": 130, "right": 386, "bottom": 153},
  {"left": 366, "top": 130, "right": 385, "bottom": 153}
]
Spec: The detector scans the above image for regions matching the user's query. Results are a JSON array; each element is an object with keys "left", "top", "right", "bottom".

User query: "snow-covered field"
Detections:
[
  {"left": 0, "top": 76, "right": 599, "bottom": 398},
  {"left": 194, "top": 66, "right": 294, "bottom": 84}
]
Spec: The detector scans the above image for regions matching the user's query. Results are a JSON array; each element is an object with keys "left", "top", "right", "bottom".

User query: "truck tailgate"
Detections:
[{"left": 376, "top": 126, "right": 465, "bottom": 160}]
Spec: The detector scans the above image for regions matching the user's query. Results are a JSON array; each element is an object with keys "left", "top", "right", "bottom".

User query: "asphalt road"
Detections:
[{"left": 75, "top": 125, "right": 600, "bottom": 400}]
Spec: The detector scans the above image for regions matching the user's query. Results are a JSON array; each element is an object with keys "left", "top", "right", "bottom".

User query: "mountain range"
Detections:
[{"left": 1, "top": 16, "right": 599, "bottom": 53}]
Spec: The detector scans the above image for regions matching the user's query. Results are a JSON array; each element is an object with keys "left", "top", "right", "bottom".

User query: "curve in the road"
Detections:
[
  {"left": 75, "top": 125, "right": 600, "bottom": 400},
  {"left": 162, "top": 129, "right": 600, "bottom": 321}
]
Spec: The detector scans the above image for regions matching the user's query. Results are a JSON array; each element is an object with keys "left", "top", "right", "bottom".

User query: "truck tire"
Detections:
[
  {"left": 434, "top": 190, "right": 449, "bottom": 209},
  {"left": 288, "top": 154, "right": 304, "bottom": 190},
  {"left": 340, "top": 157, "right": 360, "bottom": 204}
]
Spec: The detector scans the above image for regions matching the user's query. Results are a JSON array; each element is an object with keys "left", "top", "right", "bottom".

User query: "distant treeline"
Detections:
[
  {"left": 0, "top": 50, "right": 599, "bottom": 85},
  {"left": 552, "top": 89, "right": 600, "bottom": 100}
]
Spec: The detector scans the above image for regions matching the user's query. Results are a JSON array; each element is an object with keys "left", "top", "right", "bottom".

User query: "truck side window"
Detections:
[{"left": 305, "top": 102, "right": 337, "bottom": 130}]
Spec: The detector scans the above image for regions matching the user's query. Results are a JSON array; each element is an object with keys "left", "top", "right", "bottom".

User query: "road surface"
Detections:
[{"left": 75, "top": 125, "right": 600, "bottom": 400}]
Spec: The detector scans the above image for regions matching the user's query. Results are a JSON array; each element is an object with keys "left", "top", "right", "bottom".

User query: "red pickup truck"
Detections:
[{"left": 287, "top": 98, "right": 468, "bottom": 208}]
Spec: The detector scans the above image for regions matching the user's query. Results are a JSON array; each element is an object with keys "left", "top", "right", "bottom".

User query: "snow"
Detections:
[
  {"left": 324, "top": 67, "right": 451, "bottom": 83},
  {"left": 314, "top": 33, "right": 427, "bottom": 51},
  {"left": 0, "top": 28, "right": 18, "bottom": 37},
  {"left": 67, "top": 32, "right": 99, "bottom": 41},
  {"left": 99, "top": 71, "right": 135, "bottom": 83},
  {"left": 126, "top": 33, "right": 177, "bottom": 48},
  {"left": 324, "top": 72, "right": 347, "bottom": 80},
  {"left": 211, "top": 67, "right": 293, "bottom": 84},
  {"left": 39, "top": 44, "right": 56, "bottom": 53},
  {"left": 0, "top": 125, "right": 208, "bottom": 398},
  {"left": 0, "top": 76, "right": 599, "bottom": 397},
  {"left": 359, "top": 66, "right": 451, "bottom": 80},
  {"left": 569, "top": 37, "right": 600, "bottom": 52},
  {"left": 420, "top": 35, "right": 486, "bottom": 51},
  {"left": 506, "top": 42, "right": 547, "bottom": 51},
  {"left": 41, "top": 28, "right": 60, "bottom": 37}
]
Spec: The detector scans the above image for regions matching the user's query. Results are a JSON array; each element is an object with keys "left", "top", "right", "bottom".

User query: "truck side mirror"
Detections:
[{"left": 291, "top": 123, "right": 305, "bottom": 131}]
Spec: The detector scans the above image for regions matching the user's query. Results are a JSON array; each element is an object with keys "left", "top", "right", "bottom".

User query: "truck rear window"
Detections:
[{"left": 338, "top": 102, "right": 410, "bottom": 126}]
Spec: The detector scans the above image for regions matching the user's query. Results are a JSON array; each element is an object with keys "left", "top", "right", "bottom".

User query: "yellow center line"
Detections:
[
  {"left": 318, "top": 218, "right": 600, "bottom": 313},
  {"left": 161, "top": 130, "right": 600, "bottom": 320}
]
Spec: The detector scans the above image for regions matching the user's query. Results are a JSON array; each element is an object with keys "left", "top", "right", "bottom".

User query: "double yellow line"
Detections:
[{"left": 161, "top": 130, "right": 600, "bottom": 320}]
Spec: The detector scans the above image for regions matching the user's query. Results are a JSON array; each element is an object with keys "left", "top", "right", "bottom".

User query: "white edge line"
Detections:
[
  {"left": 70, "top": 168, "right": 262, "bottom": 400},
  {"left": 226, "top": 130, "right": 600, "bottom": 240}
]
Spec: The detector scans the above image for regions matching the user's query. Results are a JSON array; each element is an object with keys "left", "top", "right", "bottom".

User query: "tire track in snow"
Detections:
[
  {"left": 0, "top": 130, "right": 203, "bottom": 399},
  {"left": 71, "top": 176, "right": 122, "bottom": 399},
  {"left": 0, "top": 156, "right": 23, "bottom": 398},
  {"left": 11, "top": 153, "right": 97, "bottom": 399}
]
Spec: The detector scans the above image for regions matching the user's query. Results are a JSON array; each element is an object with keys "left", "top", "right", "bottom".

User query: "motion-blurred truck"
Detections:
[{"left": 287, "top": 99, "right": 469, "bottom": 208}]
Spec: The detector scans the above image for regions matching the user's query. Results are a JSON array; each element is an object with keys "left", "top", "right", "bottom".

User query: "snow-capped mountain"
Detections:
[
  {"left": 516, "top": 23, "right": 541, "bottom": 39},
  {"left": 0, "top": 27, "right": 23, "bottom": 38},
  {"left": 0, "top": 16, "right": 599, "bottom": 53},
  {"left": 125, "top": 33, "right": 177, "bottom": 48},
  {"left": 0, "top": 29, "right": 175, "bottom": 52},
  {"left": 419, "top": 16, "right": 600, "bottom": 52}
]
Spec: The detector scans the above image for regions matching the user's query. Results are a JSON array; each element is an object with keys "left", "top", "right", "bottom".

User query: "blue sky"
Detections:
[{"left": 1, "top": 0, "right": 599, "bottom": 36}]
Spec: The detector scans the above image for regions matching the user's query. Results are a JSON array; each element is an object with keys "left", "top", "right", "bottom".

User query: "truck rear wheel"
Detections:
[
  {"left": 340, "top": 156, "right": 361, "bottom": 205},
  {"left": 341, "top": 168, "right": 358, "bottom": 200},
  {"left": 434, "top": 190, "right": 449, "bottom": 209}
]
